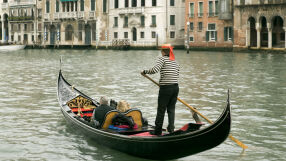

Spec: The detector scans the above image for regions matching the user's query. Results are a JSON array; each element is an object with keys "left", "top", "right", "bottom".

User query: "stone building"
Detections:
[
  {"left": 7, "top": 0, "right": 39, "bottom": 45},
  {"left": 185, "top": 0, "right": 233, "bottom": 49},
  {"left": 41, "top": 0, "right": 107, "bottom": 47},
  {"left": 108, "top": 0, "right": 185, "bottom": 47},
  {"left": 234, "top": 0, "right": 286, "bottom": 49}
]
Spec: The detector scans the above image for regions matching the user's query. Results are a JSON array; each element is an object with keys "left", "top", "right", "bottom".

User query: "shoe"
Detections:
[{"left": 149, "top": 130, "right": 161, "bottom": 136}]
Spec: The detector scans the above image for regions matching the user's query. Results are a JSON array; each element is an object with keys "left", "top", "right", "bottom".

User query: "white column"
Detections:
[
  {"left": 256, "top": 28, "right": 261, "bottom": 48},
  {"left": 246, "top": 27, "right": 249, "bottom": 47},
  {"left": 267, "top": 27, "right": 272, "bottom": 48}
]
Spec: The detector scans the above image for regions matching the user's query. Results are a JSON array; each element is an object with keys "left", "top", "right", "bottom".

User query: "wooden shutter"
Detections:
[{"left": 206, "top": 31, "right": 209, "bottom": 41}]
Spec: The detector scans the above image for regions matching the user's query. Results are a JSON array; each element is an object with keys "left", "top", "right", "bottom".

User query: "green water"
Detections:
[{"left": 0, "top": 49, "right": 285, "bottom": 161}]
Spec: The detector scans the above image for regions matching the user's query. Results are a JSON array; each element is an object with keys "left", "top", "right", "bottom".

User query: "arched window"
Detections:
[{"left": 65, "top": 25, "right": 73, "bottom": 41}]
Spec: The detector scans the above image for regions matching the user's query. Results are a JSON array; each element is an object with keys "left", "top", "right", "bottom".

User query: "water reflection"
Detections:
[{"left": 0, "top": 49, "right": 285, "bottom": 160}]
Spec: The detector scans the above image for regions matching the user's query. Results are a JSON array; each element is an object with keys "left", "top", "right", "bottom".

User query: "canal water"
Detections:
[{"left": 0, "top": 49, "right": 285, "bottom": 161}]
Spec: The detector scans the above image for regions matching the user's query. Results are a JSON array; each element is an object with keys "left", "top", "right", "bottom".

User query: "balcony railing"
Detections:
[
  {"left": 44, "top": 13, "right": 50, "bottom": 20},
  {"left": 10, "top": 0, "right": 36, "bottom": 6},
  {"left": 1, "top": 3, "right": 8, "bottom": 9},
  {"left": 8, "top": 16, "right": 34, "bottom": 21},
  {"left": 118, "top": 7, "right": 144, "bottom": 15},
  {"left": 89, "top": 11, "right": 95, "bottom": 19}
]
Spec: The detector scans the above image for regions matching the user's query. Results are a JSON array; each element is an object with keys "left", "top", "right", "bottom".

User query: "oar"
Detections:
[{"left": 141, "top": 73, "right": 248, "bottom": 149}]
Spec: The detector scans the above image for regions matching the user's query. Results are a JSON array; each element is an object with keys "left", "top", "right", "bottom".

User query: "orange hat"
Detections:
[{"left": 159, "top": 44, "right": 175, "bottom": 61}]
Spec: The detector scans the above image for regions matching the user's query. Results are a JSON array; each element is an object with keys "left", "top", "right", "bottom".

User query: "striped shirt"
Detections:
[{"left": 144, "top": 56, "right": 180, "bottom": 85}]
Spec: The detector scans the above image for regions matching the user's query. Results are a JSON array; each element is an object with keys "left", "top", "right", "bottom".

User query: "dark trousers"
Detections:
[{"left": 154, "top": 84, "right": 179, "bottom": 134}]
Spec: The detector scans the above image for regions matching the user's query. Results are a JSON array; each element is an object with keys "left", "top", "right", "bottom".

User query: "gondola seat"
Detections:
[{"left": 101, "top": 108, "right": 144, "bottom": 129}]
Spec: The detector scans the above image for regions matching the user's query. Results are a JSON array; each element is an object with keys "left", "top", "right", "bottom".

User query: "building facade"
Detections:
[
  {"left": 185, "top": 0, "right": 233, "bottom": 49},
  {"left": 234, "top": 0, "right": 286, "bottom": 49},
  {"left": 41, "top": 0, "right": 107, "bottom": 46},
  {"left": 108, "top": 0, "right": 185, "bottom": 47}
]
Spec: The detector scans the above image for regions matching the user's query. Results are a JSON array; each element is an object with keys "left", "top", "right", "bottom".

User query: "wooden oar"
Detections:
[{"left": 141, "top": 73, "right": 248, "bottom": 149}]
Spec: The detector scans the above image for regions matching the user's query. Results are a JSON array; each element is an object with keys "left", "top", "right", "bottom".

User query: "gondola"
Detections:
[{"left": 57, "top": 70, "right": 231, "bottom": 160}]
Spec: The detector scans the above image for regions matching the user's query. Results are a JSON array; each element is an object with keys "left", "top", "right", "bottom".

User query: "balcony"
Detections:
[
  {"left": 8, "top": 16, "right": 34, "bottom": 21},
  {"left": 89, "top": 11, "right": 95, "bottom": 19},
  {"left": 118, "top": 7, "right": 144, "bottom": 15},
  {"left": 44, "top": 13, "right": 50, "bottom": 20},
  {"left": 9, "top": 0, "right": 36, "bottom": 7},
  {"left": 1, "top": 3, "right": 8, "bottom": 9}
]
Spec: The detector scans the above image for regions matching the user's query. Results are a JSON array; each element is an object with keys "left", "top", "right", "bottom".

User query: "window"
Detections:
[
  {"left": 189, "top": 36, "right": 194, "bottom": 42},
  {"left": 208, "top": 1, "right": 213, "bottom": 17},
  {"left": 103, "top": 0, "right": 107, "bottom": 12},
  {"left": 114, "top": 32, "right": 118, "bottom": 39},
  {"left": 170, "top": 0, "right": 175, "bottom": 6},
  {"left": 124, "top": 16, "right": 128, "bottom": 27},
  {"left": 125, "top": 0, "right": 129, "bottom": 8},
  {"left": 198, "top": 22, "right": 203, "bottom": 31},
  {"left": 140, "top": 32, "right": 144, "bottom": 38},
  {"left": 81, "top": 0, "right": 84, "bottom": 11},
  {"left": 151, "top": 15, "right": 156, "bottom": 27},
  {"left": 114, "top": 17, "right": 118, "bottom": 27},
  {"left": 152, "top": 0, "right": 156, "bottom": 6},
  {"left": 215, "top": 0, "right": 218, "bottom": 15},
  {"left": 65, "top": 25, "right": 73, "bottom": 41},
  {"left": 46, "top": 0, "right": 50, "bottom": 13},
  {"left": 152, "top": 31, "right": 156, "bottom": 38},
  {"left": 24, "top": 24, "right": 27, "bottom": 31},
  {"left": 132, "top": 0, "right": 137, "bottom": 7},
  {"left": 224, "top": 27, "right": 233, "bottom": 41},
  {"left": 206, "top": 23, "right": 217, "bottom": 41},
  {"left": 140, "top": 16, "right": 145, "bottom": 27},
  {"left": 141, "top": 0, "right": 145, "bottom": 6},
  {"left": 79, "top": 32, "right": 82, "bottom": 41},
  {"left": 190, "top": 22, "right": 194, "bottom": 31},
  {"left": 189, "top": 3, "right": 194, "bottom": 17},
  {"left": 170, "top": 15, "right": 175, "bottom": 25},
  {"left": 56, "top": 1, "right": 59, "bottom": 12},
  {"left": 91, "top": 0, "right": 96, "bottom": 11},
  {"left": 114, "top": 0, "right": 119, "bottom": 8},
  {"left": 124, "top": 32, "right": 128, "bottom": 38},
  {"left": 170, "top": 31, "right": 175, "bottom": 38},
  {"left": 198, "top": 2, "right": 203, "bottom": 17},
  {"left": 92, "top": 23, "right": 96, "bottom": 41}
]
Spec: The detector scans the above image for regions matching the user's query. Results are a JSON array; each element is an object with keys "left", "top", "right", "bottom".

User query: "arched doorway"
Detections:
[
  {"left": 85, "top": 24, "right": 91, "bottom": 45},
  {"left": 260, "top": 16, "right": 268, "bottom": 47},
  {"left": 132, "top": 27, "right": 137, "bottom": 41},
  {"left": 65, "top": 24, "right": 73, "bottom": 41},
  {"left": 50, "top": 25, "right": 56, "bottom": 45},
  {"left": 248, "top": 17, "right": 257, "bottom": 47},
  {"left": 272, "top": 16, "right": 284, "bottom": 48}
]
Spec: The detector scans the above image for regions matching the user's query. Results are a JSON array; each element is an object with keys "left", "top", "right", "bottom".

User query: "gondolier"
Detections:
[{"left": 141, "top": 44, "right": 180, "bottom": 135}]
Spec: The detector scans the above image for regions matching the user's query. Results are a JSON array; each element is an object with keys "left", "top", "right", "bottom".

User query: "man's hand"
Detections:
[{"left": 141, "top": 70, "right": 146, "bottom": 76}]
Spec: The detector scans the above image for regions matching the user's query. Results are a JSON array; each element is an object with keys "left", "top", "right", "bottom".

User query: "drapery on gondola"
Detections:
[{"left": 57, "top": 70, "right": 231, "bottom": 160}]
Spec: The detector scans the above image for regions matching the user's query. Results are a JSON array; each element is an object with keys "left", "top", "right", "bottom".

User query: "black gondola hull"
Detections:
[{"left": 57, "top": 70, "right": 231, "bottom": 160}]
